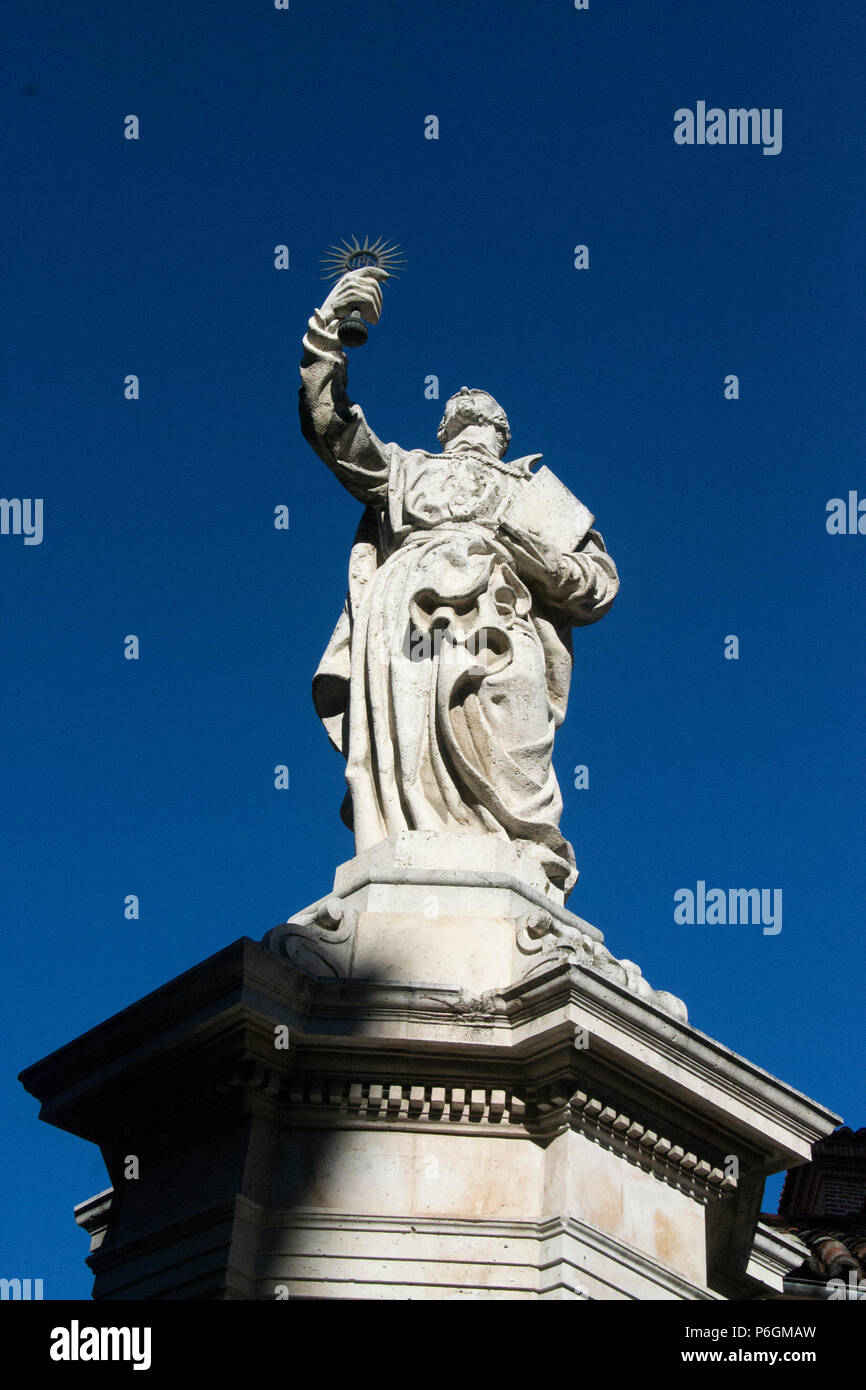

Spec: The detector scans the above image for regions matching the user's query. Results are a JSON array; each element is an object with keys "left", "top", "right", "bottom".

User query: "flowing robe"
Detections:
[{"left": 299, "top": 309, "right": 619, "bottom": 895}]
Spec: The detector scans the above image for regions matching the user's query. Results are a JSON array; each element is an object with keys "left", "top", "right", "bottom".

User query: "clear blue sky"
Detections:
[{"left": 2, "top": 0, "right": 863, "bottom": 1298}]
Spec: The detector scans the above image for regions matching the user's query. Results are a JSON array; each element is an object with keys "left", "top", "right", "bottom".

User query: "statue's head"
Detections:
[{"left": 437, "top": 387, "right": 511, "bottom": 457}]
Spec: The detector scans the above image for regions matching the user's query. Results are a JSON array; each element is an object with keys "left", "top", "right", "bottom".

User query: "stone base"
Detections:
[
  {"left": 265, "top": 833, "right": 688, "bottom": 1019},
  {"left": 21, "top": 893, "right": 839, "bottom": 1299}
]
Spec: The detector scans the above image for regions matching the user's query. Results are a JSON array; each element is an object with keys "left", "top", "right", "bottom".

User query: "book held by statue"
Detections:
[{"left": 501, "top": 464, "right": 595, "bottom": 554}]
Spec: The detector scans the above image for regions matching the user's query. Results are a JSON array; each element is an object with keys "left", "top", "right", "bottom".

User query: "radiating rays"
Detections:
[{"left": 321, "top": 235, "right": 406, "bottom": 281}]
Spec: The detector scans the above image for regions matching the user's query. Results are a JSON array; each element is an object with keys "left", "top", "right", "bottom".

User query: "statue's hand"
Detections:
[
  {"left": 499, "top": 521, "right": 566, "bottom": 589},
  {"left": 319, "top": 267, "right": 388, "bottom": 330}
]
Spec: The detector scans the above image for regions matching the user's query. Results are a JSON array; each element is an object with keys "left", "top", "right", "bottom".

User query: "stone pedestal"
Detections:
[{"left": 20, "top": 840, "right": 839, "bottom": 1300}]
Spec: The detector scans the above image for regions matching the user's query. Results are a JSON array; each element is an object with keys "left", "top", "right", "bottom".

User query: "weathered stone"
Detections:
[
  {"left": 301, "top": 269, "right": 619, "bottom": 898},
  {"left": 19, "top": 938, "right": 840, "bottom": 1300},
  {"left": 265, "top": 834, "right": 689, "bottom": 1019}
]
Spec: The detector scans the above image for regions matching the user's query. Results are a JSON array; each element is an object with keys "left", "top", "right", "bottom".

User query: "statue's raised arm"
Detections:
[{"left": 299, "top": 267, "right": 399, "bottom": 507}]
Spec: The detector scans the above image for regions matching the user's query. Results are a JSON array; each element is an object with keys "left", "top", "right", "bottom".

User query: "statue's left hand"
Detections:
[{"left": 499, "top": 520, "right": 565, "bottom": 587}]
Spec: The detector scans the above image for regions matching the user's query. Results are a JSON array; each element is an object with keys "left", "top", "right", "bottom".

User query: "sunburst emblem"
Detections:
[
  {"left": 321, "top": 236, "right": 406, "bottom": 348},
  {"left": 321, "top": 234, "right": 406, "bottom": 282}
]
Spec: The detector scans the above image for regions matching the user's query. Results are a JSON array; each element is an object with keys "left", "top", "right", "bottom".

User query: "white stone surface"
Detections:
[
  {"left": 272, "top": 835, "right": 687, "bottom": 1016},
  {"left": 334, "top": 829, "right": 558, "bottom": 900},
  {"left": 300, "top": 269, "right": 619, "bottom": 897},
  {"left": 44, "top": 936, "right": 839, "bottom": 1301}
]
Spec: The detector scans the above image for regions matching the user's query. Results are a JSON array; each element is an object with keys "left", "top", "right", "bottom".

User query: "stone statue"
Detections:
[{"left": 299, "top": 267, "right": 619, "bottom": 896}]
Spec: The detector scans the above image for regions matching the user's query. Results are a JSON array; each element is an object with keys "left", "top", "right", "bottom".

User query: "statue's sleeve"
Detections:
[
  {"left": 298, "top": 307, "right": 400, "bottom": 507},
  {"left": 546, "top": 528, "right": 620, "bottom": 626}
]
